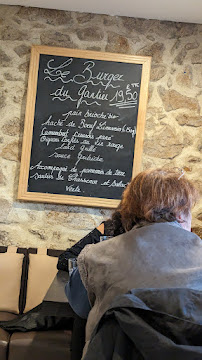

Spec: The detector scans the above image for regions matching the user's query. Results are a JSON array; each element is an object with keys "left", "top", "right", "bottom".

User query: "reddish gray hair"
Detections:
[{"left": 119, "top": 169, "right": 199, "bottom": 231}]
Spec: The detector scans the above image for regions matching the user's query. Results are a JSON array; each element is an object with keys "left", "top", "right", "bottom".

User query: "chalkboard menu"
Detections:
[{"left": 18, "top": 46, "right": 151, "bottom": 208}]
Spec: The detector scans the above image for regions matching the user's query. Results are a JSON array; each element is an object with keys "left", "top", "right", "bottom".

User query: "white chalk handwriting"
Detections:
[{"left": 44, "top": 59, "right": 124, "bottom": 90}]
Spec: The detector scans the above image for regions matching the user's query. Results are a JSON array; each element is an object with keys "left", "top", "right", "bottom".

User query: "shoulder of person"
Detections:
[
  {"left": 77, "top": 243, "right": 95, "bottom": 265},
  {"left": 96, "top": 222, "right": 105, "bottom": 234}
]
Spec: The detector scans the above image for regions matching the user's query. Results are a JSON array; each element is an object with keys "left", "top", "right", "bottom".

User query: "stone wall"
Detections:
[{"left": 0, "top": 5, "right": 201, "bottom": 249}]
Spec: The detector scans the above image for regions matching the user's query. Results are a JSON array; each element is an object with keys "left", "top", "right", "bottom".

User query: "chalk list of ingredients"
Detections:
[{"left": 28, "top": 54, "right": 142, "bottom": 199}]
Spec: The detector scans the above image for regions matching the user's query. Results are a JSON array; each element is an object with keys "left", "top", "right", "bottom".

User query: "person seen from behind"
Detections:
[{"left": 77, "top": 168, "right": 202, "bottom": 356}]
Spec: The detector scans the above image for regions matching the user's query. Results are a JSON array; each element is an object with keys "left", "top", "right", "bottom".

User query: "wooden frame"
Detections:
[{"left": 18, "top": 45, "right": 151, "bottom": 208}]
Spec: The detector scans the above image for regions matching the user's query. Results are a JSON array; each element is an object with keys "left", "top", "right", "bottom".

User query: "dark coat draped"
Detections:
[{"left": 83, "top": 288, "right": 202, "bottom": 360}]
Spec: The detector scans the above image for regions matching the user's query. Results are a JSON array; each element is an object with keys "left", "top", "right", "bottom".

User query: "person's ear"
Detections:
[
  {"left": 176, "top": 213, "right": 182, "bottom": 222},
  {"left": 176, "top": 211, "right": 192, "bottom": 232}
]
